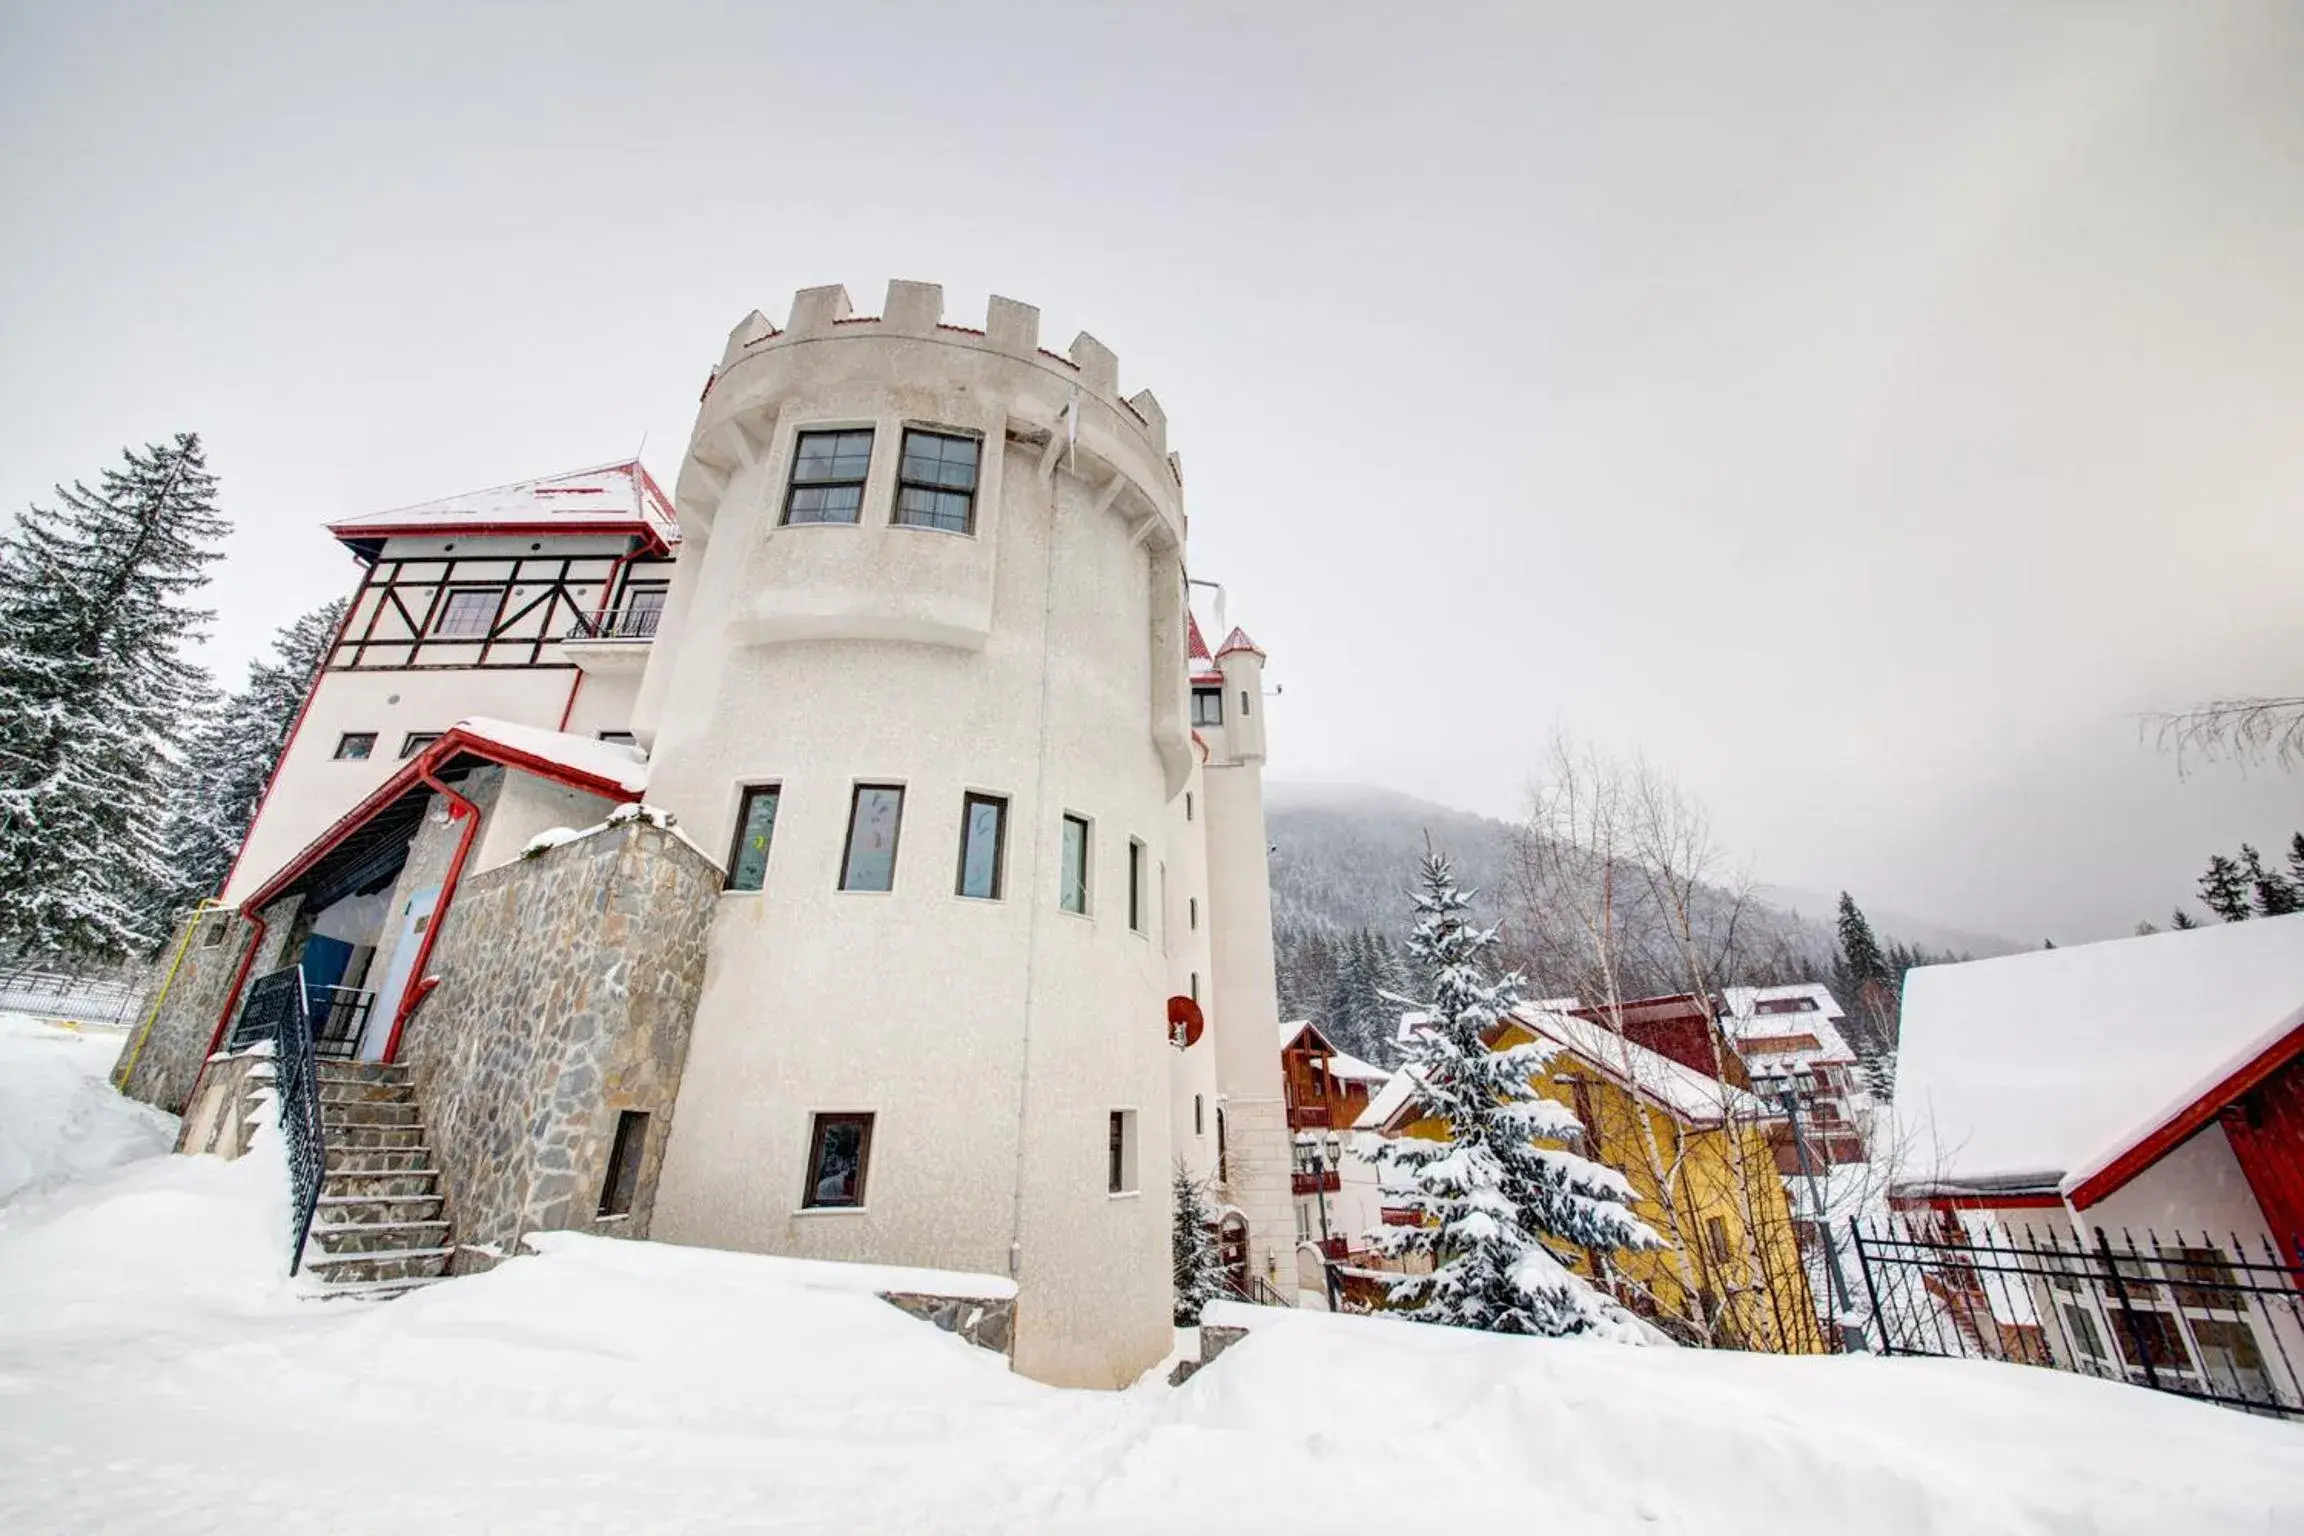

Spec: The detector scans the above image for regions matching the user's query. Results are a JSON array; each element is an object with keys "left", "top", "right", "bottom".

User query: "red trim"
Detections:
[
  {"left": 2069, "top": 1014, "right": 2304, "bottom": 1210},
  {"left": 237, "top": 724, "right": 642, "bottom": 916},
  {"left": 377, "top": 768, "right": 480, "bottom": 1063},
  {"left": 215, "top": 597, "right": 362, "bottom": 901},
  {"left": 557, "top": 673, "right": 584, "bottom": 732},
  {"left": 327, "top": 518, "right": 674, "bottom": 557},
  {"left": 1891, "top": 1190, "right": 2066, "bottom": 1213},
  {"left": 184, "top": 909, "right": 270, "bottom": 1110}
]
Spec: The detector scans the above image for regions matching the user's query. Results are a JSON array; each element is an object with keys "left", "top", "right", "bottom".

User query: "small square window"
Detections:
[
  {"left": 597, "top": 1109, "right": 648, "bottom": 1218},
  {"left": 597, "top": 730, "right": 637, "bottom": 746},
  {"left": 893, "top": 429, "right": 980, "bottom": 534},
  {"left": 726, "top": 785, "right": 781, "bottom": 893},
  {"left": 1127, "top": 838, "right": 1146, "bottom": 933},
  {"left": 200, "top": 918, "right": 228, "bottom": 949},
  {"left": 840, "top": 784, "right": 904, "bottom": 892},
  {"left": 334, "top": 732, "right": 377, "bottom": 761},
  {"left": 399, "top": 731, "right": 440, "bottom": 760},
  {"left": 432, "top": 588, "right": 499, "bottom": 637},
  {"left": 804, "top": 1112, "right": 874, "bottom": 1208},
  {"left": 783, "top": 428, "right": 875, "bottom": 526},
  {"left": 1108, "top": 1109, "right": 1138, "bottom": 1194},
  {"left": 1059, "top": 813, "right": 1091, "bottom": 914},
  {"left": 1191, "top": 689, "right": 1223, "bottom": 727},
  {"left": 956, "top": 792, "right": 1007, "bottom": 899}
]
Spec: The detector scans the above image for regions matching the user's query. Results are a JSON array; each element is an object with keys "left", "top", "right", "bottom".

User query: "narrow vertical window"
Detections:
[
  {"left": 1185, "top": 791, "right": 1194, "bottom": 821},
  {"left": 956, "top": 792, "right": 1008, "bottom": 899},
  {"left": 1188, "top": 897, "right": 1198, "bottom": 931},
  {"left": 725, "top": 785, "right": 781, "bottom": 893},
  {"left": 840, "top": 784, "right": 905, "bottom": 892},
  {"left": 1127, "top": 839, "right": 1146, "bottom": 933},
  {"left": 1108, "top": 1109, "right": 1138, "bottom": 1194},
  {"left": 597, "top": 1109, "right": 649, "bottom": 1217},
  {"left": 893, "top": 429, "right": 981, "bottom": 534},
  {"left": 803, "top": 1113, "right": 874, "bottom": 1208},
  {"left": 1194, "top": 1094, "right": 1204, "bottom": 1137},
  {"left": 1189, "top": 971, "right": 1199, "bottom": 1003},
  {"left": 1239, "top": 689, "right": 1251, "bottom": 718},
  {"left": 783, "top": 428, "right": 875, "bottom": 525},
  {"left": 1059, "top": 813, "right": 1090, "bottom": 914}
]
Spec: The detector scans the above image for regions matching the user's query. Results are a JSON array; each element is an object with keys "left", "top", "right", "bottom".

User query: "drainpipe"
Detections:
[
  {"left": 185, "top": 905, "right": 272, "bottom": 1111},
  {"left": 117, "top": 898, "right": 224, "bottom": 1089},
  {"left": 377, "top": 767, "right": 482, "bottom": 1064}
]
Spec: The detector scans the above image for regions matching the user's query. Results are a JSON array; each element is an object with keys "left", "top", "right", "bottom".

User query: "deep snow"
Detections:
[{"left": 3, "top": 1013, "right": 2300, "bottom": 1534}]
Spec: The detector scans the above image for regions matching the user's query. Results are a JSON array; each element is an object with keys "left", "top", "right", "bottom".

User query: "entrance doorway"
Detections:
[{"left": 1217, "top": 1213, "right": 1249, "bottom": 1298}]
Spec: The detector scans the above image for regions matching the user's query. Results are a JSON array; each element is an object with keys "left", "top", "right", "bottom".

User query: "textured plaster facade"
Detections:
[{"left": 397, "top": 810, "right": 717, "bottom": 1260}]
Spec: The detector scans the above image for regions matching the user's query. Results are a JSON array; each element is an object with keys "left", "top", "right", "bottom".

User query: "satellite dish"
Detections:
[{"left": 1167, "top": 995, "right": 1206, "bottom": 1049}]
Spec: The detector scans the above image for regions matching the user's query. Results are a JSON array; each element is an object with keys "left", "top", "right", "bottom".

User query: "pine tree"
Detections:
[
  {"left": 2239, "top": 843, "right": 2302, "bottom": 917},
  {"left": 2171, "top": 908, "right": 2200, "bottom": 930},
  {"left": 2289, "top": 833, "right": 2304, "bottom": 891},
  {"left": 1171, "top": 1161, "right": 1230, "bottom": 1324},
  {"left": 149, "top": 597, "right": 346, "bottom": 927},
  {"left": 0, "top": 435, "right": 228, "bottom": 960},
  {"left": 2198, "top": 854, "right": 2253, "bottom": 923},
  {"left": 1835, "top": 892, "right": 1891, "bottom": 989},
  {"left": 1371, "top": 851, "right": 1657, "bottom": 1337}
]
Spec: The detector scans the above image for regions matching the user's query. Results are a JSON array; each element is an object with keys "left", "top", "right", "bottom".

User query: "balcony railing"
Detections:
[
  {"left": 564, "top": 606, "right": 662, "bottom": 642},
  {"left": 1291, "top": 1169, "right": 1341, "bottom": 1196},
  {"left": 1314, "top": 1235, "right": 1349, "bottom": 1262},
  {"left": 1287, "top": 1103, "right": 1332, "bottom": 1129}
]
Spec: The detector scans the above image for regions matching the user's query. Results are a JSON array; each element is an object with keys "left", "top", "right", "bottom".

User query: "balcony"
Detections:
[
  {"left": 1287, "top": 1103, "right": 1332, "bottom": 1129},
  {"left": 1291, "top": 1169, "right": 1341, "bottom": 1196},
  {"left": 560, "top": 605, "right": 660, "bottom": 675},
  {"left": 1313, "top": 1235, "right": 1349, "bottom": 1262}
]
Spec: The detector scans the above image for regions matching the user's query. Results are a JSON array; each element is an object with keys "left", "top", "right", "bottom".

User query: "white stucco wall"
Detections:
[
  {"left": 644, "top": 284, "right": 1202, "bottom": 1388},
  {"left": 471, "top": 773, "right": 620, "bottom": 875}
]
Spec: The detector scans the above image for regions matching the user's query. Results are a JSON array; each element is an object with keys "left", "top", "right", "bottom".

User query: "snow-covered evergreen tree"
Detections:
[
  {"left": 2198, "top": 854, "right": 2252, "bottom": 923},
  {"left": 1370, "top": 850, "right": 1658, "bottom": 1337},
  {"left": 150, "top": 597, "right": 346, "bottom": 927},
  {"left": 0, "top": 435, "right": 228, "bottom": 960},
  {"left": 1171, "top": 1161, "right": 1230, "bottom": 1324}
]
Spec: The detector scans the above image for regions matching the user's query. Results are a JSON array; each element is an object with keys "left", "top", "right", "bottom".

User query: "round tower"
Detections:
[{"left": 640, "top": 281, "right": 1194, "bottom": 1388}]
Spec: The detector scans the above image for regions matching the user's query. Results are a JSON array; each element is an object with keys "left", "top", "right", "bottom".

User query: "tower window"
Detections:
[
  {"left": 839, "top": 784, "right": 905, "bottom": 892},
  {"left": 1189, "top": 897, "right": 1198, "bottom": 931},
  {"left": 1108, "top": 1109, "right": 1139, "bottom": 1195},
  {"left": 1191, "top": 688, "right": 1223, "bottom": 727},
  {"left": 1239, "top": 690, "right": 1251, "bottom": 718},
  {"left": 893, "top": 429, "right": 980, "bottom": 535},
  {"left": 1185, "top": 791, "right": 1194, "bottom": 822},
  {"left": 597, "top": 1110, "right": 649, "bottom": 1218},
  {"left": 956, "top": 792, "right": 1008, "bottom": 899},
  {"left": 726, "top": 784, "right": 781, "bottom": 892},
  {"left": 1059, "top": 813, "right": 1091, "bottom": 914},
  {"left": 432, "top": 588, "right": 500, "bottom": 637},
  {"left": 783, "top": 429, "right": 875, "bottom": 526},
  {"left": 1194, "top": 1094, "right": 1204, "bottom": 1137},
  {"left": 333, "top": 732, "right": 376, "bottom": 761},
  {"left": 803, "top": 1112, "right": 874, "bottom": 1208},
  {"left": 1127, "top": 838, "right": 1146, "bottom": 933}
]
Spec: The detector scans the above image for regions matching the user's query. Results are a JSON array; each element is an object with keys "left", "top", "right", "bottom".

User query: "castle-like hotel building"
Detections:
[{"left": 124, "top": 282, "right": 1291, "bottom": 1387}]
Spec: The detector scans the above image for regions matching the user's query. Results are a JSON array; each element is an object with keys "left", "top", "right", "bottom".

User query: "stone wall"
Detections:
[
  {"left": 116, "top": 897, "right": 299, "bottom": 1115},
  {"left": 398, "top": 809, "right": 718, "bottom": 1263},
  {"left": 176, "top": 1048, "right": 273, "bottom": 1158}
]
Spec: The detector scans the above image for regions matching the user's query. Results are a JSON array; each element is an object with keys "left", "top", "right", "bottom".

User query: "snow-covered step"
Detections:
[
  {"left": 310, "top": 1219, "right": 452, "bottom": 1255},
  {"left": 323, "top": 1144, "right": 434, "bottom": 1175},
  {"left": 315, "top": 1193, "right": 444, "bottom": 1225},
  {"left": 308, "top": 1275, "right": 439, "bottom": 1302},
  {"left": 302, "top": 1246, "right": 456, "bottom": 1284},
  {"left": 319, "top": 1079, "right": 411, "bottom": 1106},
  {"left": 322, "top": 1099, "right": 422, "bottom": 1129},
  {"left": 321, "top": 1167, "right": 438, "bottom": 1199}
]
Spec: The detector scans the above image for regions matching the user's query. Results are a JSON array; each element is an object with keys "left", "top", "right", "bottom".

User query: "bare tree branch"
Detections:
[{"left": 2145, "top": 695, "right": 2304, "bottom": 775}]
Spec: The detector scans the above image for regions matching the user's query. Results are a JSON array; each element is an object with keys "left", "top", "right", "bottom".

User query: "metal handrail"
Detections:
[
  {"left": 564, "top": 606, "right": 662, "bottom": 642},
  {"left": 233, "top": 967, "right": 327, "bottom": 1275}
]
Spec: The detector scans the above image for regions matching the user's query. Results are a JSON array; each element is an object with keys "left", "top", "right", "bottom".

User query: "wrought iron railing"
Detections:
[
  {"left": 233, "top": 967, "right": 327, "bottom": 1275},
  {"left": 1852, "top": 1219, "right": 2304, "bottom": 1418},
  {"left": 564, "top": 605, "right": 662, "bottom": 642},
  {"left": 308, "top": 985, "right": 374, "bottom": 1060},
  {"left": 1224, "top": 1270, "right": 1294, "bottom": 1307}
]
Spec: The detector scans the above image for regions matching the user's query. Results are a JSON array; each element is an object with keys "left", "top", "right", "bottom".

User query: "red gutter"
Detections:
[
  {"left": 376, "top": 767, "right": 480, "bottom": 1064},
  {"left": 324, "top": 518, "right": 673, "bottom": 557},
  {"left": 2068, "top": 1012, "right": 2304, "bottom": 1211},
  {"left": 185, "top": 908, "right": 270, "bottom": 1110}
]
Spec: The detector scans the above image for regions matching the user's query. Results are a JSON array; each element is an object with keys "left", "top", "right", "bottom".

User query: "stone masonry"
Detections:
[
  {"left": 118, "top": 896, "right": 300, "bottom": 1116},
  {"left": 396, "top": 806, "right": 718, "bottom": 1265}
]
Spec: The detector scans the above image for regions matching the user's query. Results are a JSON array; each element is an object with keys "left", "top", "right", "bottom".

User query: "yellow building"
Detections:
[{"left": 1358, "top": 1004, "right": 1825, "bottom": 1353}]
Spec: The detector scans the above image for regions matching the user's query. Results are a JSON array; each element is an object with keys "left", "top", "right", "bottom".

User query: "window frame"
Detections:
[
  {"left": 838, "top": 782, "right": 906, "bottom": 893},
  {"left": 1107, "top": 1108, "right": 1139, "bottom": 1196},
  {"left": 1127, "top": 838, "right": 1146, "bottom": 934},
  {"left": 724, "top": 783, "right": 782, "bottom": 894},
  {"left": 801, "top": 1111, "right": 876, "bottom": 1210},
  {"left": 1191, "top": 688, "right": 1223, "bottom": 727},
  {"left": 333, "top": 732, "right": 377, "bottom": 761},
  {"left": 781, "top": 427, "right": 877, "bottom": 527},
  {"left": 430, "top": 586, "right": 502, "bottom": 639},
  {"left": 597, "top": 1109, "right": 649, "bottom": 1218},
  {"left": 955, "top": 791, "right": 1009, "bottom": 900},
  {"left": 892, "top": 427, "right": 982, "bottom": 536},
  {"left": 398, "top": 731, "right": 441, "bottom": 760},
  {"left": 1059, "top": 812, "right": 1092, "bottom": 915}
]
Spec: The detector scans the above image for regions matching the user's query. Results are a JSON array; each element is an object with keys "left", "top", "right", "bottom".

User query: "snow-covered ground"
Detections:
[{"left": 3, "top": 1012, "right": 2300, "bottom": 1534}]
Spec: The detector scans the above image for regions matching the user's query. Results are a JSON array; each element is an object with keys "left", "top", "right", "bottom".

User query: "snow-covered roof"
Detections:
[
  {"left": 327, "top": 460, "right": 680, "bottom": 554},
  {"left": 1721, "top": 983, "right": 1860, "bottom": 1072},
  {"left": 1895, "top": 914, "right": 2304, "bottom": 1185},
  {"left": 453, "top": 717, "right": 649, "bottom": 796},
  {"left": 1214, "top": 625, "right": 1264, "bottom": 660},
  {"left": 1363, "top": 1006, "right": 1752, "bottom": 1132},
  {"left": 1279, "top": 1019, "right": 1393, "bottom": 1085},
  {"left": 1185, "top": 611, "right": 1223, "bottom": 685}
]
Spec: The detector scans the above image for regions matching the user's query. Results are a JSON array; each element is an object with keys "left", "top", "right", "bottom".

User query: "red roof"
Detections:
[
  {"left": 1214, "top": 625, "right": 1265, "bottom": 660},
  {"left": 327, "top": 460, "right": 680, "bottom": 557}
]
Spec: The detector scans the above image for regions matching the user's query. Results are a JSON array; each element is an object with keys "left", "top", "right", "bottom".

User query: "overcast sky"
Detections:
[{"left": 3, "top": 1, "right": 2297, "bottom": 946}]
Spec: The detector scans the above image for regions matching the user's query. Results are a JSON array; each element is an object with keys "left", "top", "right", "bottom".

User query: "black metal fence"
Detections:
[
  {"left": 234, "top": 967, "right": 327, "bottom": 1275},
  {"left": 1852, "top": 1218, "right": 2304, "bottom": 1418},
  {"left": 565, "top": 605, "right": 661, "bottom": 641}
]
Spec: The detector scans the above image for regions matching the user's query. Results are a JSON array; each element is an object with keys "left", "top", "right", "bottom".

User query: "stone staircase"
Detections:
[{"left": 304, "top": 1061, "right": 455, "bottom": 1298}]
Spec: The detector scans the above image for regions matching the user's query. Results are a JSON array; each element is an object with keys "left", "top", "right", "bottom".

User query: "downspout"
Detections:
[
  {"left": 378, "top": 767, "right": 483, "bottom": 1064},
  {"left": 115, "top": 898, "right": 224, "bottom": 1090},
  {"left": 185, "top": 905, "right": 272, "bottom": 1111}
]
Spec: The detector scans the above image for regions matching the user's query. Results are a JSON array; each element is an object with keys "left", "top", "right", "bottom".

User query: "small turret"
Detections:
[{"left": 1213, "top": 627, "right": 1267, "bottom": 764}]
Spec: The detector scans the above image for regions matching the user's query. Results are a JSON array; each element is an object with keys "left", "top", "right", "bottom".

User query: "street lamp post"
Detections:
[{"left": 1310, "top": 1131, "right": 1342, "bottom": 1313}]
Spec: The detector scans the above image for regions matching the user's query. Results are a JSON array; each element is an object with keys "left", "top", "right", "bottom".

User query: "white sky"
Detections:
[{"left": 3, "top": 1, "right": 2298, "bottom": 945}]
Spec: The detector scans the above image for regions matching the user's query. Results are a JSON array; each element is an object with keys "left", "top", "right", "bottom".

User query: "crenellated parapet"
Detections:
[{"left": 680, "top": 281, "right": 1183, "bottom": 551}]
